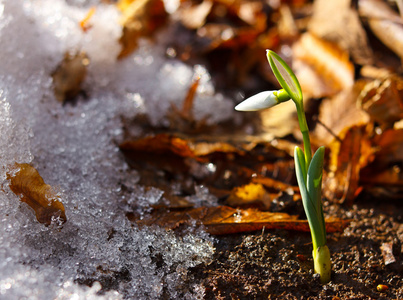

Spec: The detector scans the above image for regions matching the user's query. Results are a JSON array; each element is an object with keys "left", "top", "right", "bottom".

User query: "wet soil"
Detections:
[{"left": 190, "top": 197, "right": 403, "bottom": 299}]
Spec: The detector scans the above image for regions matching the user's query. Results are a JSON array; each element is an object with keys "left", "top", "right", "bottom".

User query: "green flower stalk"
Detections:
[{"left": 235, "top": 50, "right": 331, "bottom": 284}]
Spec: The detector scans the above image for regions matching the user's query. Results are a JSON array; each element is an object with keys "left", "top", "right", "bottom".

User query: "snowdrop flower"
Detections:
[
  {"left": 235, "top": 91, "right": 278, "bottom": 111},
  {"left": 235, "top": 89, "right": 291, "bottom": 112}
]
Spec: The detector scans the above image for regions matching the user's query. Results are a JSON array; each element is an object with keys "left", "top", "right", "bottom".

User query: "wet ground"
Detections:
[{"left": 190, "top": 197, "right": 403, "bottom": 299}]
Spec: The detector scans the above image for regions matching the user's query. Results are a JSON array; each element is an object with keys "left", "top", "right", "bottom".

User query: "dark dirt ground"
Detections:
[{"left": 187, "top": 196, "right": 403, "bottom": 300}]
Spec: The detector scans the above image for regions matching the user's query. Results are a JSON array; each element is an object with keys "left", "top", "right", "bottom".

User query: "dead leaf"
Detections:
[
  {"left": 120, "top": 133, "right": 244, "bottom": 162},
  {"left": 79, "top": 7, "right": 96, "bottom": 32},
  {"left": 313, "top": 81, "right": 370, "bottom": 145},
  {"left": 179, "top": 0, "right": 213, "bottom": 30},
  {"left": 308, "top": 0, "right": 373, "bottom": 65},
  {"left": 252, "top": 176, "right": 299, "bottom": 195},
  {"left": 260, "top": 98, "right": 299, "bottom": 138},
  {"left": 52, "top": 51, "right": 89, "bottom": 103},
  {"left": 325, "top": 125, "right": 375, "bottom": 204},
  {"left": 359, "top": 0, "right": 403, "bottom": 23},
  {"left": 188, "top": 1, "right": 267, "bottom": 51},
  {"left": 277, "top": 5, "right": 299, "bottom": 40},
  {"left": 117, "top": 0, "right": 167, "bottom": 59},
  {"left": 167, "top": 75, "right": 211, "bottom": 133},
  {"left": 360, "top": 65, "right": 393, "bottom": 79},
  {"left": 120, "top": 133, "right": 296, "bottom": 209},
  {"left": 360, "top": 128, "right": 403, "bottom": 193},
  {"left": 293, "top": 32, "right": 355, "bottom": 99},
  {"left": 226, "top": 183, "right": 272, "bottom": 210},
  {"left": 358, "top": 75, "right": 403, "bottom": 127},
  {"left": 130, "top": 205, "right": 350, "bottom": 235},
  {"left": 359, "top": 0, "right": 403, "bottom": 59},
  {"left": 7, "top": 163, "right": 67, "bottom": 226}
]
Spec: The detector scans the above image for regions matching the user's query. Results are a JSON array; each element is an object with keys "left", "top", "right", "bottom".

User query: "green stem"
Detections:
[{"left": 295, "top": 102, "right": 312, "bottom": 168}]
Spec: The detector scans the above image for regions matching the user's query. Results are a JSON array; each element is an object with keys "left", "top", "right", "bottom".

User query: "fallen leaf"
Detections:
[
  {"left": 188, "top": 1, "right": 267, "bottom": 51},
  {"left": 357, "top": 75, "right": 403, "bottom": 127},
  {"left": 359, "top": 0, "right": 403, "bottom": 59},
  {"left": 360, "top": 128, "right": 403, "bottom": 194},
  {"left": 226, "top": 182, "right": 272, "bottom": 210},
  {"left": 308, "top": 0, "right": 373, "bottom": 65},
  {"left": 120, "top": 133, "right": 296, "bottom": 209},
  {"left": 79, "top": 6, "right": 96, "bottom": 32},
  {"left": 117, "top": 0, "right": 167, "bottom": 59},
  {"left": 7, "top": 163, "right": 67, "bottom": 226},
  {"left": 179, "top": 0, "right": 213, "bottom": 30},
  {"left": 293, "top": 32, "right": 355, "bottom": 99},
  {"left": 120, "top": 133, "right": 244, "bottom": 162},
  {"left": 52, "top": 51, "right": 89, "bottom": 103},
  {"left": 260, "top": 99, "right": 299, "bottom": 138},
  {"left": 167, "top": 75, "right": 210, "bottom": 133},
  {"left": 277, "top": 4, "right": 299, "bottom": 40},
  {"left": 129, "top": 205, "right": 350, "bottom": 235},
  {"left": 313, "top": 81, "right": 370, "bottom": 145},
  {"left": 359, "top": 0, "right": 403, "bottom": 23},
  {"left": 325, "top": 125, "right": 375, "bottom": 204},
  {"left": 251, "top": 176, "right": 299, "bottom": 195}
]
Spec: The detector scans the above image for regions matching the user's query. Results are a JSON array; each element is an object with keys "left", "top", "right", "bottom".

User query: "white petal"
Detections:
[{"left": 235, "top": 91, "right": 278, "bottom": 111}]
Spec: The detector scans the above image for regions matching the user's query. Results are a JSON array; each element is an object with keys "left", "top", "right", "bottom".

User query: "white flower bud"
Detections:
[{"left": 235, "top": 91, "right": 279, "bottom": 111}]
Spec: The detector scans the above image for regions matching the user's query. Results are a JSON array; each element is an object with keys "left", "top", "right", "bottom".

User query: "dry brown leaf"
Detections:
[
  {"left": 369, "top": 128, "right": 403, "bottom": 165},
  {"left": 226, "top": 182, "right": 272, "bottom": 210},
  {"left": 228, "top": 176, "right": 302, "bottom": 210},
  {"left": 167, "top": 75, "right": 211, "bottom": 134},
  {"left": 120, "top": 133, "right": 296, "bottom": 205},
  {"left": 360, "top": 129, "right": 403, "bottom": 193},
  {"left": 130, "top": 205, "right": 350, "bottom": 235},
  {"left": 252, "top": 176, "right": 299, "bottom": 196},
  {"left": 325, "top": 126, "right": 375, "bottom": 204},
  {"left": 308, "top": 0, "right": 372, "bottom": 65},
  {"left": 120, "top": 133, "right": 244, "bottom": 162},
  {"left": 179, "top": 0, "right": 213, "bottom": 29},
  {"left": 358, "top": 75, "right": 403, "bottom": 126},
  {"left": 7, "top": 163, "right": 67, "bottom": 226},
  {"left": 359, "top": 0, "right": 403, "bottom": 59},
  {"left": 79, "top": 7, "right": 96, "bottom": 32},
  {"left": 260, "top": 99, "right": 299, "bottom": 138},
  {"left": 117, "top": 0, "right": 167, "bottom": 59},
  {"left": 313, "top": 81, "right": 370, "bottom": 145},
  {"left": 190, "top": 1, "right": 266, "bottom": 51},
  {"left": 293, "top": 33, "right": 354, "bottom": 99},
  {"left": 52, "top": 51, "right": 89, "bottom": 103},
  {"left": 359, "top": 0, "right": 403, "bottom": 23},
  {"left": 277, "top": 5, "right": 298, "bottom": 39}
]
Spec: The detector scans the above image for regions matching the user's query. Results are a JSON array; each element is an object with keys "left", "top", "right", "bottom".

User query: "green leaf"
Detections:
[
  {"left": 266, "top": 50, "right": 303, "bottom": 105},
  {"left": 294, "top": 146, "right": 325, "bottom": 249},
  {"left": 307, "top": 147, "right": 325, "bottom": 210},
  {"left": 307, "top": 146, "right": 326, "bottom": 245},
  {"left": 295, "top": 145, "right": 307, "bottom": 183}
]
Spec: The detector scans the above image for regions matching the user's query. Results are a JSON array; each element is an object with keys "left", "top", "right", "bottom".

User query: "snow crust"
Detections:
[{"left": 0, "top": 0, "right": 235, "bottom": 298}]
